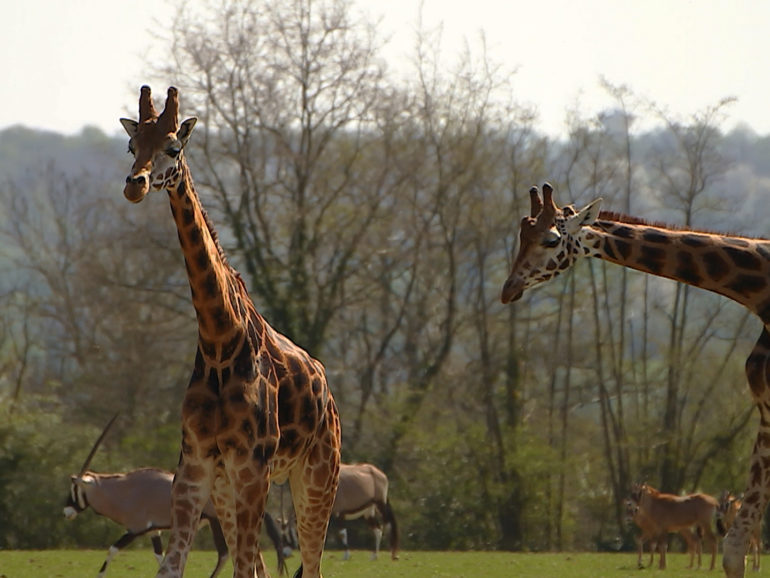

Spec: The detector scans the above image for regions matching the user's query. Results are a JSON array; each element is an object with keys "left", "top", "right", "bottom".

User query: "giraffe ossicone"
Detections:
[
  {"left": 503, "top": 183, "right": 770, "bottom": 578},
  {"left": 120, "top": 85, "right": 341, "bottom": 578},
  {"left": 501, "top": 182, "right": 602, "bottom": 304}
]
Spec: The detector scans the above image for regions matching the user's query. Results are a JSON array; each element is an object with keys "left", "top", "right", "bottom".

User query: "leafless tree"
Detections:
[{"left": 160, "top": 0, "right": 390, "bottom": 356}]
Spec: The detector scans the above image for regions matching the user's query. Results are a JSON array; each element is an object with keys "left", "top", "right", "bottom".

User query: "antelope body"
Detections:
[
  {"left": 65, "top": 467, "right": 229, "bottom": 577},
  {"left": 64, "top": 415, "right": 287, "bottom": 577},
  {"left": 625, "top": 497, "right": 700, "bottom": 569},
  {"left": 631, "top": 483, "right": 718, "bottom": 570},
  {"left": 332, "top": 463, "right": 399, "bottom": 560},
  {"left": 717, "top": 491, "right": 761, "bottom": 572}
]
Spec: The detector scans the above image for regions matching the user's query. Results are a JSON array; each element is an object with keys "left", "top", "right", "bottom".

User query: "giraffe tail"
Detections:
[{"left": 206, "top": 515, "right": 229, "bottom": 578}]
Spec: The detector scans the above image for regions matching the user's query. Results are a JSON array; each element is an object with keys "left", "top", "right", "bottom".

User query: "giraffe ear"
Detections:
[
  {"left": 177, "top": 117, "right": 198, "bottom": 147},
  {"left": 120, "top": 118, "right": 139, "bottom": 138},
  {"left": 565, "top": 198, "right": 602, "bottom": 234}
]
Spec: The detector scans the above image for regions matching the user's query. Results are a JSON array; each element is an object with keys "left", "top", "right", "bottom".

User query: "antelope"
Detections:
[
  {"left": 625, "top": 496, "right": 700, "bottom": 569},
  {"left": 64, "top": 415, "right": 287, "bottom": 577},
  {"left": 630, "top": 483, "right": 718, "bottom": 570},
  {"left": 625, "top": 497, "right": 660, "bottom": 568},
  {"left": 717, "top": 491, "right": 761, "bottom": 572},
  {"left": 332, "top": 463, "right": 399, "bottom": 561}
]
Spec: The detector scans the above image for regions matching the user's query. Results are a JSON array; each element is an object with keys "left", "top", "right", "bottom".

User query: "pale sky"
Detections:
[{"left": 3, "top": 0, "right": 769, "bottom": 139}]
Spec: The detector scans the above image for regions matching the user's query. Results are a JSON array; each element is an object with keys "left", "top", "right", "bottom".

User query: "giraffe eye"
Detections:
[
  {"left": 127, "top": 141, "right": 136, "bottom": 155},
  {"left": 543, "top": 238, "right": 559, "bottom": 248},
  {"left": 166, "top": 145, "right": 181, "bottom": 158},
  {"left": 542, "top": 231, "right": 561, "bottom": 248}
]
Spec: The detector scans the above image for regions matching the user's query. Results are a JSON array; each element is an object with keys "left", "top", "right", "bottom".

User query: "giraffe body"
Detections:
[
  {"left": 121, "top": 86, "right": 341, "bottom": 578},
  {"left": 502, "top": 183, "right": 770, "bottom": 578}
]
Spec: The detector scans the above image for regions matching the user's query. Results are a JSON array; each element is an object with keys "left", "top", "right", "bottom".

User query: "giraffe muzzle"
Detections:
[
  {"left": 124, "top": 174, "right": 150, "bottom": 203},
  {"left": 501, "top": 276, "right": 524, "bottom": 304}
]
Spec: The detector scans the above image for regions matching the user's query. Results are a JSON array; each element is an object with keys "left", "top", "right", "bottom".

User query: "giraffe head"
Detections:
[
  {"left": 120, "top": 86, "right": 197, "bottom": 203},
  {"left": 501, "top": 183, "right": 602, "bottom": 304}
]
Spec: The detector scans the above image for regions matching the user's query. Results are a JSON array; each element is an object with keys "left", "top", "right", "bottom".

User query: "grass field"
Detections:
[{"left": 1, "top": 549, "right": 765, "bottom": 578}]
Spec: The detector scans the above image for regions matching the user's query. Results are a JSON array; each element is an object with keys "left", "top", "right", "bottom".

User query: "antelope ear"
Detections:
[
  {"left": 565, "top": 198, "right": 602, "bottom": 234},
  {"left": 177, "top": 117, "right": 198, "bottom": 147},
  {"left": 120, "top": 118, "right": 138, "bottom": 138}
]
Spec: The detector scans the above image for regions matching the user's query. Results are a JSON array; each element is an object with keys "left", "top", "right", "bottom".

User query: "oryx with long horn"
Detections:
[
  {"left": 63, "top": 415, "right": 289, "bottom": 577},
  {"left": 332, "top": 463, "right": 399, "bottom": 561}
]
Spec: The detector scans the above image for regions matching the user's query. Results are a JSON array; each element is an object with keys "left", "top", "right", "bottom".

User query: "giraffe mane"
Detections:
[
  {"left": 196, "top": 189, "right": 252, "bottom": 295},
  {"left": 597, "top": 210, "right": 769, "bottom": 241},
  {"left": 198, "top": 206, "right": 250, "bottom": 292},
  {"left": 178, "top": 159, "right": 239, "bottom": 278},
  {"left": 199, "top": 204, "right": 228, "bottom": 263}
]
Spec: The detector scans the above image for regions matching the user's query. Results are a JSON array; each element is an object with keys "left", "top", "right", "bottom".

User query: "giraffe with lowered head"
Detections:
[
  {"left": 120, "top": 86, "right": 341, "bottom": 578},
  {"left": 501, "top": 183, "right": 770, "bottom": 578}
]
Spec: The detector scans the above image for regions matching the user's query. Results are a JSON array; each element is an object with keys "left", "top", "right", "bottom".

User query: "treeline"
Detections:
[{"left": 2, "top": 0, "right": 770, "bottom": 553}]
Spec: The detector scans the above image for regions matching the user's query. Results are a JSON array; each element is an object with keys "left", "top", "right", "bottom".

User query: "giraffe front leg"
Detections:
[
  {"left": 724, "top": 497, "right": 755, "bottom": 578},
  {"left": 727, "top": 424, "right": 770, "bottom": 578},
  {"left": 157, "top": 455, "right": 215, "bottom": 578},
  {"left": 726, "top": 330, "right": 770, "bottom": 578}
]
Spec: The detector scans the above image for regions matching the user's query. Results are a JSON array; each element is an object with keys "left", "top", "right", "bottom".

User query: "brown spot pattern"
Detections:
[
  {"left": 502, "top": 187, "right": 770, "bottom": 576},
  {"left": 124, "top": 86, "right": 341, "bottom": 578}
]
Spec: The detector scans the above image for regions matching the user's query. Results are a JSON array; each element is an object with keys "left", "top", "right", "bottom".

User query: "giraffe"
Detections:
[
  {"left": 501, "top": 183, "right": 770, "bottom": 578},
  {"left": 120, "top": 86, "right": 341, "bottom": 578}
]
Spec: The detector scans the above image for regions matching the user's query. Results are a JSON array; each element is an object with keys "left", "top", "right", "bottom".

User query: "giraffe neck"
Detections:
[
  {"left": 580, "top": 213, "right": 770, "bottom": 320},
  {"left": 166, "top": 158, "right": 247, "bottom": 347}
]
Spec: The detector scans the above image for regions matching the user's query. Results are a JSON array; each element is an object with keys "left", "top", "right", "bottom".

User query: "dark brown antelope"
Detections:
[
  {"left": 332, "top": 463, "right": 399, "bottom": 561},
  {"left": 717, "top": 491, "right": 761, "bottom": 572},
  {"left": 64, "top": 415, "right": 287, "bottom": 577},
  {"left": 630, "top": 483, "right": 718, "bottom": 570}
]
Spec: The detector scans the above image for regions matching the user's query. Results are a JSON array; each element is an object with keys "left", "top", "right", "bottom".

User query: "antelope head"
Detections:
[{"left": 63, "top": 413, "right": 118, "bottom": 519}]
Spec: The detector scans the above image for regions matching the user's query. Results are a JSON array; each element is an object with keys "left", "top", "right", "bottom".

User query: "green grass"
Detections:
[{"left": 0, "top": 549, "right": 765, "bottom": 577}]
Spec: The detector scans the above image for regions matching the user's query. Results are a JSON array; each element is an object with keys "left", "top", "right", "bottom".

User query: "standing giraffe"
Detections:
[
  {"left": 120, "top": 86, "right": 341, "bottom": 578},
  {"left": 501, "top": 183, "right": 770, "bottom": 578}
]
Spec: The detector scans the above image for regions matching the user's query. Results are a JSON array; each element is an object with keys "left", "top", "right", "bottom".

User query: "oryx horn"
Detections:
[{"left": 79, "top": 413, "right": 119, "bottom": 475}]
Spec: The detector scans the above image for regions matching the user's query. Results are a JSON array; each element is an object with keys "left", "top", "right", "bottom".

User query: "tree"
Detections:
[
  {"left": 647, "top": 98, "right": 736, "bottom": 492},
  {"left": 0, "top": 156, "right": 193, "bottom": 445},
  {"left": 161, "top": 0, "right": 389, "bottom": 356}
]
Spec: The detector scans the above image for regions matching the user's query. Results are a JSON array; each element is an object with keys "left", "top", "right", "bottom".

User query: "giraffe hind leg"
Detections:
[
  {"left": 288, "top": 407, "right": 341, "bottom": 578},
  {"left": 209, "top": 459, "right": 272, "bottom": 578},
  {"left": 209, "top": 470, "right": 238, "bottom": 565},
  {"left": 218, "top": 453, "right": 272, "bottom": 578}
]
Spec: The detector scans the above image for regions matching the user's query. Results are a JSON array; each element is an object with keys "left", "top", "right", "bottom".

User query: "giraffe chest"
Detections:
[{"left": 181, "top": 344, "right": 329, "bottom": 471}]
